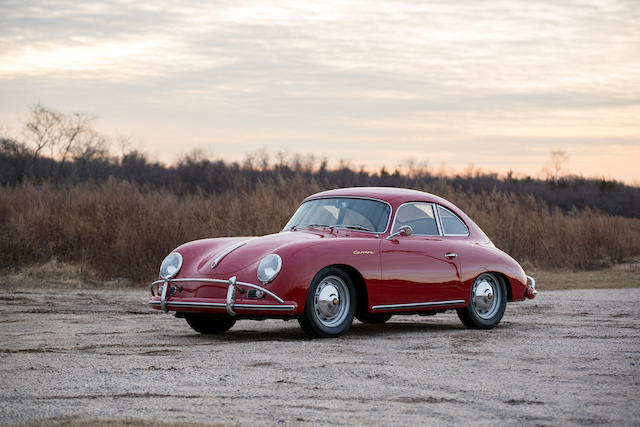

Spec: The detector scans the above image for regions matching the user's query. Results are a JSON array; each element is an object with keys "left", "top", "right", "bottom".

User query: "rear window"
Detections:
[{"left": 437, "top": 206, "right": 469, "bottom": 236}]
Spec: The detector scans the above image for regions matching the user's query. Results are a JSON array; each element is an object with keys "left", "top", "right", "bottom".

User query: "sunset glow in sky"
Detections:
[{"left": 1, "top": 1, "right": 639, "bottom": 182}]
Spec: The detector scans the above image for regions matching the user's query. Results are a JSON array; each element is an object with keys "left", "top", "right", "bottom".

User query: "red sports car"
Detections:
[{"left": 150, "top": 187, "right": 536, "bottom": 337}]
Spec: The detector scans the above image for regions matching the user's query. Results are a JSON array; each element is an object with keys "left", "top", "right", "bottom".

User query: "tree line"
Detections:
[{"left": 2, "top": 104, "right": 638, "bottom": 219}]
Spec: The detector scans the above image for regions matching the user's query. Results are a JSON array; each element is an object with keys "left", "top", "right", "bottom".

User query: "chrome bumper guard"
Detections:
[
  {"left": 525, "top": 275, "right": 537, "bottom": 299},
  {"left": 149, "top": 276, "right": 294, "bottom": 316}
]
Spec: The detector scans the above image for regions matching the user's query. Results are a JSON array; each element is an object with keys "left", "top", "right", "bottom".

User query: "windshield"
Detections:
[{"left": 284, "top": 197, "right": 390, "bottom": 233}]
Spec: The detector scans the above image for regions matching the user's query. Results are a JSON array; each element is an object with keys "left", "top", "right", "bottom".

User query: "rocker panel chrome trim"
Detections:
[
  {"left": 371, "top": 299, "right": 465, "bottom": 311},
  {"left": 149, "top": 301, "right": 296, "bottom": 311}
]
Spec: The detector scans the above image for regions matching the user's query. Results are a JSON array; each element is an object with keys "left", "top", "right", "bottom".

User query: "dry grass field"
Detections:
[
  {"left": 529, "top": 261, "right": 640, "bottom": 291},
  {"left": 2, "top": 178, "right": 639, "bottom": 284}
]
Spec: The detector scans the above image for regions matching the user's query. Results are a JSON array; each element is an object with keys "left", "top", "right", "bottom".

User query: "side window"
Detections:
[
  {"left": 437, "top": 206, "right": 469, "bottom": 236},
  {"left": 392, "top": 203, "right": 439, "bottom": 236}
]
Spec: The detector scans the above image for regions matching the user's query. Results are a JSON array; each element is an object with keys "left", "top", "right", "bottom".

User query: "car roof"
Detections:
[
  {"left": 304, "top": 187, "right": 449, "bottom": 206},
  {"left": 302, "top": 186, "right": 489, "bottom": 242}
]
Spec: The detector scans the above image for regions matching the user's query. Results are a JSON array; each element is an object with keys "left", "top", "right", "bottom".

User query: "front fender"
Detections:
[{"left": 265, "top": 238, "right": 381, "bottom": 313}]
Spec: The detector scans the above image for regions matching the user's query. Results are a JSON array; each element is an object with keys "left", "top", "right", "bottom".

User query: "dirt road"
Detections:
[{"left": 1, "top": 285, "right": 639, "bottom": 425}]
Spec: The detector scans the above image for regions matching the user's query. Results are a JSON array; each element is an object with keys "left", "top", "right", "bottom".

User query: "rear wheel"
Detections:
[
  {"left": 298, "top": 267, "right": 356, "bottom": 338},
  {"left": 185, "top": 314, "right": 236, "bottom": 334},
  {"left": 457, "top": 273, "right": 506, "bottom": 329}
]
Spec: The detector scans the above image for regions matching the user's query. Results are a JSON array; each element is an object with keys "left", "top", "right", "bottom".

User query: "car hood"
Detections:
[{"left": 178, "top": 230, "right": 327, "bottom": 276}]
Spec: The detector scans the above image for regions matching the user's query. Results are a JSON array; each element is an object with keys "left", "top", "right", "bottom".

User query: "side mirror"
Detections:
[{"left": 386, "top": 225, "right": 413, "bottom": 240}]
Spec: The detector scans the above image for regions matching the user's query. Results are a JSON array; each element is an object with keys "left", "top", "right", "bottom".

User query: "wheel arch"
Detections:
[
  {"left": 489, "top": 271, "right": 513, "bottom": 302},
  {"left": 297, "top": 263, "right": 361, "bottom": 338},
  {"left": 319, "top": 263, "right": 368, "bottom": 314}
]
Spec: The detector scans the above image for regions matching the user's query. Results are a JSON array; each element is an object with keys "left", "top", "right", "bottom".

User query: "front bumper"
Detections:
[{"left": 149, "top": 276, "right": 296, "bottom": 316}]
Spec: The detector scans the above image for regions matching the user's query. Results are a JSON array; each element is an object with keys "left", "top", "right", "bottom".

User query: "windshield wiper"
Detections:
[
  {"left": 294, "top": 224, "right": 333, "bottom": 229},
  {"left": 293, "top": 224, "right": 373, "bottom": 232},
  {"left": 334, "top": 225, "right": 374, "bottom": 232}
]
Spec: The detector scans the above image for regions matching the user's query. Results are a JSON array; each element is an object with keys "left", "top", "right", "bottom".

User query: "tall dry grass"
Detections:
[{"left": 1, "top": 178, "right": 638, "bottom": 283}]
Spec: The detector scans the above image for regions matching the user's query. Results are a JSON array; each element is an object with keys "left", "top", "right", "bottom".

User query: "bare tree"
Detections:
[
  {"left": 73, "top": 130, "right": 108, "bottom": 162},
  {"left": 275, "top": 150, "right": 289, "bottom": 170},
  {"left": 400, "top": 158, "right": 430, "bottom": 178},
  {"left": 114, "top": 134, "right": 136, "bottom": 159},
  {"left": 59, "top": 112, "right": 93, "bottom": 163},
  {"left": 179, "top": 147, "right": 212, "bottom": 165},
  {"left": 24, "top": 104, "right": 63, "bottom": 163},
  {"left": 256, "top": 148, "right": 270, "bottom": 171},
  {"left": 23, "top": 104, "right": 108, "bottom": 176},
  {"left": 543, "top": 149, "right": 571, "bottom": 180}
]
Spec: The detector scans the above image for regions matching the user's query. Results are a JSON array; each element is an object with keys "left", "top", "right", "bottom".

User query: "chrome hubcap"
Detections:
[
  {"left": 314, "top": 275, "right": 350, "bottom": 327},
  {"left": 471, "top": 274, "right": 501, "bottom": 320},
  {"left": 317, "top": 284, "right": 340, "bottom": 318},
  {"left": 474, "top": 281, "right": 494, "bottom": 311}
]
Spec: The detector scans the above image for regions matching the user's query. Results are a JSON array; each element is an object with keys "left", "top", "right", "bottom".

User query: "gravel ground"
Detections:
[{"left": 1, "top": 285, "right": 639, "bottom": 426}]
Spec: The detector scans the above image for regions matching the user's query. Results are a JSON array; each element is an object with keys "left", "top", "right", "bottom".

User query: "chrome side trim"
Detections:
[
  {"left": 151, "top": 278, "right": 285, "bottom": 304},
  {"left": 211, "top": 239, "right": 253, "bottom": 269},
  {"left": 149, "top": 301, "right": 296, "bottom": 311},
  {"left": 371, "top": 299, "right": 465, "bottom": 311}
]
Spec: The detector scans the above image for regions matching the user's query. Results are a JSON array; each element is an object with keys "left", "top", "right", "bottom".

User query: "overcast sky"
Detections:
[{"left": 1, "top": 0, "right": 638, "bottom": 182}]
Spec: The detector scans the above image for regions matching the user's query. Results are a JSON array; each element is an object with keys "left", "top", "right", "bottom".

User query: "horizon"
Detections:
[{"left": 1, "top": 1, "right": 638, "bottom": 183}]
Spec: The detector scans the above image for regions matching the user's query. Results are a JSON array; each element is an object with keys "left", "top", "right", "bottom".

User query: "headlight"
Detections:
[
  {"left": 257, "top": 254, "right": 282, "bottom": 284},
  {"left": 160, "top": 252, "right": 183, "bottom": 279}
]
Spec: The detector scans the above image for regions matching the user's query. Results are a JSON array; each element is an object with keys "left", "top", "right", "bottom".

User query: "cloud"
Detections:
[{"left": 0, "top": 0, "right": 638, "bottom": 181}]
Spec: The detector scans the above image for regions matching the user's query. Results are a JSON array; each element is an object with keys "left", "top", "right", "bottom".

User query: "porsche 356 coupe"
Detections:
[{"left": 150, "top": 187, "right": 536, "bottom": 337}]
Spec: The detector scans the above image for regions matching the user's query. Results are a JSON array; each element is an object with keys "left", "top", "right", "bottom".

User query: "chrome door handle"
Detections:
[{"left": 445, "top": 253, "right": 457, "bottom": 259}]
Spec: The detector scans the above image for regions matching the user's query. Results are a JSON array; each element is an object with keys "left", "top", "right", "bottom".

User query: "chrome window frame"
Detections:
[
  {"left": 390, "top": 202, "right": 442, "bottom": 236},
  {"left": 436, "top": 205, "right": 470, "bottom": 237},
  {"left": 284, "top": 196, "right": 393, "bottom": 235}
]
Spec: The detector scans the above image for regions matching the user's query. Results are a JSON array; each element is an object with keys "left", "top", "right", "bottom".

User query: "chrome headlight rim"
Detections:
[
  {"left": 257, "top": 254, "right": 282, "bottom": 285},
  {"left": 160, "top": 252, "right": 183, "bottom": 280}
]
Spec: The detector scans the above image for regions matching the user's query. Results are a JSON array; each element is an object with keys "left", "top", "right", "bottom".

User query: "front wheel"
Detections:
[
  {"left": 298, "top": 268, "right": 356, "bottom": 338},
  {"left": 457, "top": 273, "right": 506, "bottom": 329},
  {"left": 185, "top": 314, "right": 236, "bottom": 334}
]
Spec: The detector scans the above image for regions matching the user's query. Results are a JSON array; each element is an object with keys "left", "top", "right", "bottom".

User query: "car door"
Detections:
[{"left": 374, "top": 202, "right": 465, "bottom": 309}]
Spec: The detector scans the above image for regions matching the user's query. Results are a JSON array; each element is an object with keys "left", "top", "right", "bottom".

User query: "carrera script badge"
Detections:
[{"left": 353, "top": 250, "right": 375, "bottom": 255}]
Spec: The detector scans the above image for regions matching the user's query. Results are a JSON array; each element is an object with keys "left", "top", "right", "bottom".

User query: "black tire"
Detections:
[
  {"left": 185, "top": 314, "right": 236, "bottom": 334},
  {"left": 457, "top": 273, "right": 507, "bottom": 329},
  {"left": 356, "top": 312, "right": 392, "bottom": 324},
  {"left": 298, "top": 267, "right": 356, "bottom": 338}
]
